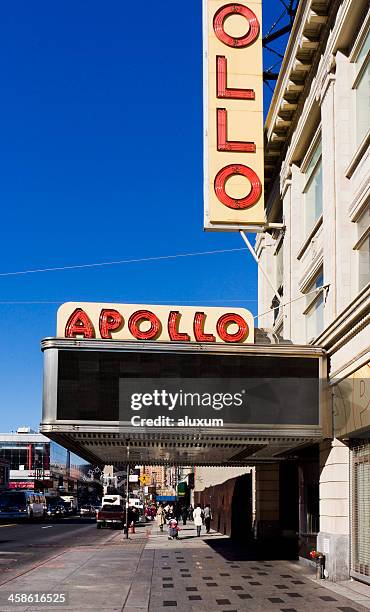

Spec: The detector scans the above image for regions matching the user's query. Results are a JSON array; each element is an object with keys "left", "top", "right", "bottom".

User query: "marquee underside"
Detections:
[{"left": 41, "top": 426, "right": 322, "bottom": 467}]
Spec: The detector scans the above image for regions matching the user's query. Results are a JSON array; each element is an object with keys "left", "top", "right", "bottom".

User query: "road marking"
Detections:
[
  {"left": 0, "top": 551, "right": 31, "bottom": 555},
  {"left": 41, "top": 525, "right": 53, "bottom": 529},
  {"left": 0, "top": 524, "right": 16, "bottom": 528}
]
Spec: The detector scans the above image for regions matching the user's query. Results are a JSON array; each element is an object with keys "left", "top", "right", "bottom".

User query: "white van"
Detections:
[
  {"left": 129, "top": 497, "right": 143, "bottom": 510},
  {"left": 102, "top": 494, "right": 124, "bottom": 506}
]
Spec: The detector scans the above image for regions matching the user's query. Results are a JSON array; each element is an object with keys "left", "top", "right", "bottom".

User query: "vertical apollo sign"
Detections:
[{"left": 204, "top": 1, "right": 265, "bottom": 230}]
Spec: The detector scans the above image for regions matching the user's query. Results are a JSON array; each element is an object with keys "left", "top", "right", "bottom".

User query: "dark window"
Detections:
[{"left": 0, "top": 492, "right": 26, "bottom": 507}]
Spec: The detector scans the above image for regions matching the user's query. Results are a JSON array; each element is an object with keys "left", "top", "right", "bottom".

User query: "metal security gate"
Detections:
[{"left": 351, "top": 440, "right": 370, "bottom": 583}]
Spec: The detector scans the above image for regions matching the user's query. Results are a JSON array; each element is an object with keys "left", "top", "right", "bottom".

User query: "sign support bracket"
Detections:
[{"left": 240, "top": 230, "right": 282, "bottom": 306}]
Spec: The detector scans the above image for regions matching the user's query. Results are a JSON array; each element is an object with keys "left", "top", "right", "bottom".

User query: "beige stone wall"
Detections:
[
  {"left": 194, "top": 466, "right": 251, "bottom": 492},
  {"left": 259, "top": 0, "right": 369, "bottom": 580},
  {"left": 319, "top": 440, "right": 350, "bottom": 535}
]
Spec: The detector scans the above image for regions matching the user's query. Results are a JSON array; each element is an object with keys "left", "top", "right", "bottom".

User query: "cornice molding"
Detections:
[{"left": 314, "top": 284, "right": 370, "bottom": 350}]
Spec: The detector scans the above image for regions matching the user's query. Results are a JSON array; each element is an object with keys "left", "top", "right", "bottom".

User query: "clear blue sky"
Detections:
[{"left": 0, "top": 0, "right": 289, "bottom": 432}]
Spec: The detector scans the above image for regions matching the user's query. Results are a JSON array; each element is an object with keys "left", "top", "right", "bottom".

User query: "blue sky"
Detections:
[{"left": 0, "top": 0, "right": 289, "bottom": 432}]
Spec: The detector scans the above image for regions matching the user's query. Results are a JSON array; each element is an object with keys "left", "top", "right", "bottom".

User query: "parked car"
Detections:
[
  {"left": 96, "top": 504, "right": 125, "bottom": 529},
  {"left": 80, "top": 504, "right": 96, "bottom": 517},
  {"left": 45, "top": 498, "right": 67, "bottom": 518}
]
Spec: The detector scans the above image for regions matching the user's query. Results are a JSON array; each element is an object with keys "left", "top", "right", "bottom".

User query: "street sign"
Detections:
[{"left": 139, "top": 474, "right": 151, "bottom": 486}]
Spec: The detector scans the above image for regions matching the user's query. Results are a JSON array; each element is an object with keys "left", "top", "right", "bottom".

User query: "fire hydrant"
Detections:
[{"left": 316, "top": 553, "right": 325, "bottom": 580}]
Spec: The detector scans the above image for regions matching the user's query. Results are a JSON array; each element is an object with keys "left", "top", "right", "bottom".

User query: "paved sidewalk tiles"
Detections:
[{"left": 0, "top": 524, "right": 369, "bottom": 611}]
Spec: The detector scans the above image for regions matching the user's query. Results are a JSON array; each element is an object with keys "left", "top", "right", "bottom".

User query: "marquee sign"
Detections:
[
  {"left": 57, "top": 302, "right": 255, "bottom": 344},
  {"left": 203, "top": 0, "right": 265, "bottom": 230}
]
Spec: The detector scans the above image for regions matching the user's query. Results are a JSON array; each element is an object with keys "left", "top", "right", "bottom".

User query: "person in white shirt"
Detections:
[{"left": 193, "top": 504, "right": 203, "bottom": 537}]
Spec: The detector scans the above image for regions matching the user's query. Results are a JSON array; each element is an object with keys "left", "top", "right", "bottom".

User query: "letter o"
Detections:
[
  {"left": 214, "top": 164, "right": 262, "bottom": 209},
  {"left": 213, "top": 3, "right": 260, "bottom": 48},
  {"left": 217, "top": 313, "right": 249, "bottom": 343},
  {"left": 128, "top": 310, "right": 162, "bottom": 340}
]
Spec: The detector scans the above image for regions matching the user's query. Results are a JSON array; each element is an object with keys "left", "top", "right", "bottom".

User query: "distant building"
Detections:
[
  {"left": 0, "top": 459, "right": 9, "bottom": 489},
  {"left": 142, "top": 465, "right": 166, "bottom": 489},
  {"left": 0, "top": 427, "right": 89, "bottom": 500}
]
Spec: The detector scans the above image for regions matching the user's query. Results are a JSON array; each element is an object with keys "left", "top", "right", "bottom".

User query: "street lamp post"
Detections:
[{"left": 125, "top": 440, "right": 130, "bottom": 539}]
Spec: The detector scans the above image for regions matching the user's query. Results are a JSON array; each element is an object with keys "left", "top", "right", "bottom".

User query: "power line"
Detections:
[
  {"left": 0, "top": 298, "right": 258, "bottom": 305},
  {"left": 254, "top": 285, "right": 330, "bottom": 320},
  {"left": 0, "top": 247, "right": 248, "bottom": 278}
]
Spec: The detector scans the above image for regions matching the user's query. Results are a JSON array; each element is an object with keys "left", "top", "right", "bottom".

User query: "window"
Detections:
[
  {"left": 354, "top": 206, "right": 370, "bottom": 291},
  {"left": 351, "top": 441, "right": 370, "bottom": 578},
  {"left": 304, "top": 270, "right": 324, "bottom": 342},
  {"left": 354, "top": 28, "right": 370, "bottom": 145},
  {"left": 359, "top": 235, "right": 370, "bottom": 290},
  {"left": 275, "top": 242, "right": 283, "bottom": 291},
  {"left": 303, "top": 140, "right": 323, "bottom": 235},
  {"left": 0, "top": 446, "right": 28, "bottom": 470},
  {"left": 270, "top": 241, "right": 284, "bottom": 325},
  {"left": 271, "top": 288, "right": 283, "bottom": 325}
]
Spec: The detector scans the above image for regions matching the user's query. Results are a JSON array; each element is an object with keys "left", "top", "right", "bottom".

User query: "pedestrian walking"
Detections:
[
  {"left": 181, "top": 506, "right": 188, "bottom": 525},
  {"left": 156, "top": 504, "right": 165, "bottom": 532},
  {"left": 188, "top": 504, "right": 194, "bottom": 521},
  {"left": 204, "top": 504, "right": 212, "bottom": 533},
  {"left": 168, "top": 518, "right": 180, "bottom": 540},
  {"left": 175, "top": 503, "right": 181, "bottom": 522},
  {"left": 193, "top": 504, "right": 203, "bottom": 537}
]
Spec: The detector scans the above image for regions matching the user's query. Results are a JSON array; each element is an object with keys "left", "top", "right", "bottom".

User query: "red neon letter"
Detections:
[
  {"left": 214, "top": 164, "right": 262, "bottom": 209},
  {"left": 193, "top": 312, "right": 216, "bottom": 342},
  {"left": 168, "top": 311, "right": 190, "bottom": 342},
  {"left": 213, "top": 3, "right": 260, "bottom": 48},
  {"left": 99, "top": 309, "right": 123, "bottom": 339},
  {"left": 128, "top": 310, "right": 162, "bottom": 340},
  {"left": 217, "top": 108, "right": 256, "bottom": 153},
  {"left": 216, "top": 313, "right": 249, "bottom": 343},
  {"left": 217, "top": 56, "right": 255, "bottom": 100},
  {"left": 65, "top": 308, "right": 95, "bottom": 338}
]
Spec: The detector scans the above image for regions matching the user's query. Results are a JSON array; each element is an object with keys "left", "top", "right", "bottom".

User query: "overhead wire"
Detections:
[{"left": 0, "top": 247, "right": 248, "bottom": 278}]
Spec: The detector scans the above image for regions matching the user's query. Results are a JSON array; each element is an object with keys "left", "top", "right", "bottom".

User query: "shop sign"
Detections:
[
  {"left": 9, "top": 481, "right": 34, "bottom": 489},
  {"left": 204, "top": 0, "right": 264, "bottom": 230},
  {"left": 57, "top": 302, "right": 254, "bottom": 344}
]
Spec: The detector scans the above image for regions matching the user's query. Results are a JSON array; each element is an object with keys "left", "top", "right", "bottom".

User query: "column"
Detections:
[
  {"left": 254, "top": 463, "right": 279, "bottom": 539},
  {"left": 317, "top": 439, "right": 350, "bottom": 581}
]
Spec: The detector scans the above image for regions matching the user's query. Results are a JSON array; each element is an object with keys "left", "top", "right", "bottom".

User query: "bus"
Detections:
[{"left": 0, "top": 490, "right": 46, "bottom": 520}]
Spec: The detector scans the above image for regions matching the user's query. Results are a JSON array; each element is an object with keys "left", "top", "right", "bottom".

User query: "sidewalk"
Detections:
[{"left": 0, "top": 523, "right": 369, "bottom": 611}]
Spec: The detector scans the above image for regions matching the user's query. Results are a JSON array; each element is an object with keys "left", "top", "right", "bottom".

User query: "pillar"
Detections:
[
  {"left": 317, "top": 439, "right": 350, "bottom": 581},
  {"left": 254, "top": 463, "right": 280, "bottom": 539}
]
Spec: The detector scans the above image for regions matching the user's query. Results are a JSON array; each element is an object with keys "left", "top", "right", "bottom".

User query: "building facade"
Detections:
[
  {"left": 258, "top": 0, "right": 369, "bottom": 582},
  {"left": 0, "top": 428, "right": 89, "bottom": 501},
  {"left": 0, "top": 459, "right": 9, "bottom": 490}
]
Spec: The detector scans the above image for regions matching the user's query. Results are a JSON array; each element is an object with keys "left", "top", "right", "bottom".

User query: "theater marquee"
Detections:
[
  {"left": 203, "top": 0, "right": 265, "bottom": 230},
  {"left": 57, "top": 302, "right": 255, "bottom": 344}
]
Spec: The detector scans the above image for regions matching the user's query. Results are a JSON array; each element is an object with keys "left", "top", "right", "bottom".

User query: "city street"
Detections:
[
  {"left": 0, "top": 0, "right": 368, "bottom": 605},
  {"left": 0, "top": 517, "right": 112, "bottom": 584},
  {"left": 0, "top": 522, "right": 369, "bottom": 611}
]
